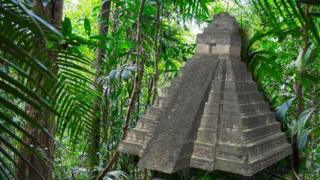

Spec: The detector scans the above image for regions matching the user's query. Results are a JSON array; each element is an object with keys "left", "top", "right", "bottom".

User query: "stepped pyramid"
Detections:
[{"left": 118, "top": 13, "right": 292, "bottom": 176}]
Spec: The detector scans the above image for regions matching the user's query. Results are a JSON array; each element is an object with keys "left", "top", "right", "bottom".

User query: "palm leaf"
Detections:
[{"left": 0, "top": 0, "right": 100, "bottom": 177}]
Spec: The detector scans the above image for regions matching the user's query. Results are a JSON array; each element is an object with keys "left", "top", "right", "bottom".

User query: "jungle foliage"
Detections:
[{"left": 0, "top": 0, "right": 319, "bottom": 179}]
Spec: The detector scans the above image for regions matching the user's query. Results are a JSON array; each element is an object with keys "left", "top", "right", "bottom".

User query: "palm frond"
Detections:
[{"left": 0, "top": 0, "right": 101, "bottom": 177}]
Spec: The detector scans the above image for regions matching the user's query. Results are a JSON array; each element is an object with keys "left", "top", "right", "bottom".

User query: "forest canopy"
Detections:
[{"left": 0, "top": 0, "right": 319, "bottom": 179}]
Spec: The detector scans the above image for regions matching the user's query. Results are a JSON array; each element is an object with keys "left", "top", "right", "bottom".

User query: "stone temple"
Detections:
[{"left": 118, "top": 13, "right": 292, "bottom": 176}]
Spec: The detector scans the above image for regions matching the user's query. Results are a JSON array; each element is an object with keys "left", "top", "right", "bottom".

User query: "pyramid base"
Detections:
[{"left": 191, "top": 143, "right": 292, "bottom": 176}]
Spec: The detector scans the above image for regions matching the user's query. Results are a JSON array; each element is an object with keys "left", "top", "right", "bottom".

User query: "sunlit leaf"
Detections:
[{"left": 84, "top": 17, "right": 91, "bottom": 36}]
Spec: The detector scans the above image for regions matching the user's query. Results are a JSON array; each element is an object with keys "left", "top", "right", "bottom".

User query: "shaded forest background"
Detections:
[{"left": 0, "top": 0, "right": 319, "bottom": 179}]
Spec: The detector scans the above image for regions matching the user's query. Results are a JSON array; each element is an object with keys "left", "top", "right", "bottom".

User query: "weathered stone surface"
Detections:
[{"left": 118, "top": 13, "right": 291, "bottom": 176}]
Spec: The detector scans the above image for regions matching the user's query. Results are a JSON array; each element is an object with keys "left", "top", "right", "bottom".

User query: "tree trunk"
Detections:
[
  {"left": 96, "top": 0, "right": 146, "bottom": 179},
  {"left": 151, "top": 0, "right": 161, "bottom": 104},
  {"left": 292, "top": 78, "right": 303, "bottom": 174},
  {"left": 88, "top": 0, "right": 111, "bottom": 178},
  {"left": 16, "top": 0, "right": 63, "bottom": 179}
]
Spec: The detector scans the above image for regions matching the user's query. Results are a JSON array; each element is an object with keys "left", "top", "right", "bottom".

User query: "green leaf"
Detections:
[
  {"left": 0, "top": 112, "right": 42, "bottom": 147},
  {"left": 0, "top": 162, "right": 11, "bottom": 180},
  {"left": 90, "top": 35, "right": 109, "bottom": 41},
  {"left": 0, "top": 71, "right": 54, "bottom": 112},
  {"left": 0, "top": 34, "right": 56, "bottom": 79},
  {"left": 0, "top": 157, "right": 15, "bottom": 179},
  {"left": 0, "top": 135, "right": 45, "bottom": 180},
  {"left": 298, "top": 0, "right": 320, "bottom": 6},
  {"left": 62, "top": 17, "right": 72, "bottom": 37},
  {"left": 84, "top": 17, "right": 91, "bottom": 36},
  {"left": 304, "top": 44, "right": 319, "bottom": 66},
  {"left": 0, "top": 97, "right": 53, "bottom": 139}
]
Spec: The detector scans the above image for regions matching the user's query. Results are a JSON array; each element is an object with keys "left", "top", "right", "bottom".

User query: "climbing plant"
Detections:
[{"left": 0, "top": 0, "right": 319, "bottom": 179}]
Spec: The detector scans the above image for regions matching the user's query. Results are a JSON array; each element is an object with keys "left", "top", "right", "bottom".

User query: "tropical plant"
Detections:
[
  {"left": 1, "top": 0, "right": 320, "bottom": 179},
  {"left": 0, "top": 0, "right": 100, "bottom": 178}
]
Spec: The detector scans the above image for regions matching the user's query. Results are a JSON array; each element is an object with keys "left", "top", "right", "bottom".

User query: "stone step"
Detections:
[
  {"left": 190, "top": 155, "right": 215, "bottom": 171},
  {"left": 195, "top": 127, "right": 217, "bottom": 143},
  {"left": 160, "top": 78, "right": 181, "bottom": 96},
  {"left": 118, "top": 140, "right": 143, "bottom": 156},
  {"left": 208, "top": 92, "right": 264, "bottom": 104},
  {"left": 126, "top": 128, "right": 149, "bottom": 143},
  {"left": 192, "top": 141, "right": 215, "bottom": 159},
  {"left": 212, "top": 72, "right": 253, "bottom": 82},
  {"left": 170, "top": 79, "right": 182, "bottom": 91},
  {"left": 142, "top": 112, "right": 157, "bottom": 120},
  {"left": 200, "top": 108, "right": 275, "bottom": 131},
  {"left": 203, "top": 26, "right": 236, "bottom": 33},
  {"left": 196, "top": 54, "right": 219, "bottom": 61},
  {"left": 199, "top": 30, "right": 239, "bottom": 43},
  {"left": 136, "top": 116, "right": 159, "bottom": 130},
  {"left": 226, "top": 58, "right": 249, "bottom": 69},
  {"left": 242, "top": 122, "right": 281, "bottom": 143},
  {"left": 240, "top": 112, "right": 275, "bottom": 129},
  {"left": 214, "top": 142, "right": 291, "bottom": 177},
  {"left": 145, "top": 106, "right": 164, "bottom": 118},
  {"left": 215, "top": 133, "right": 287, "bottom": 161},
  {"left": 199, "top": 114, "right": 218, "bottom": 129},
  {"left": 228, "top": 55, "right": 243, "bottom": 61},
  {"left": 139, "top": 144, "right": 176, "bottom": 172},
  {"left": 203, "top": 102, "right": 271, "bottom": 115},
  {"left": 182, "top": 57, "right": 197, "bottom": 67},
  {"left": 246, "top": 133, "right": 288, "bottom": 159},
  {"left": 225, "top": 65, "right": 251, "bottom": 74},
  {"left": 218, "top": 112, "right": 272, "bottom": 129},
  {"left": 248, "top": 143, "right": 292, "bottom": 175},
  {"left": 214, "top": 157, "right": 247, "bottom": 176},
  {"left": 237, "top": 102, "right": 271, "bottom": 115},
  {"left": 211, "top": 81, "right": 258, "bottom": 93},
  {"left": 217, "top": 122, "right": 280, "bottom": 144},
  {"left": 234, "top": 92, "right": 265, "bottom": 103},
  {"left": 251, "top": 142, "right": 291, "bottom": 163},
  {"left": 154, "top": 96, "right": 170, "bottom": 108}
]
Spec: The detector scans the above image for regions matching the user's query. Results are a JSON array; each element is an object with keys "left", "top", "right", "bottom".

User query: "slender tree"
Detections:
[
  {"left": 96, "top": 0, "right": 146, "bottom": 179},
  {"left": 16, "top": 0, "right": 63, "bottom": 179},
  {"left": 88, "top": 0, "right": 112, "bottom": 178},
  {"left": 151, "top": 0, "right": 162, "bottom": 104}
]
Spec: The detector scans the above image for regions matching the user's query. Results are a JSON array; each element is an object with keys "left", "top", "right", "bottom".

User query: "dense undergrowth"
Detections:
[{"left": 0, "top": 0, "right": 319, "bottom": 179}]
